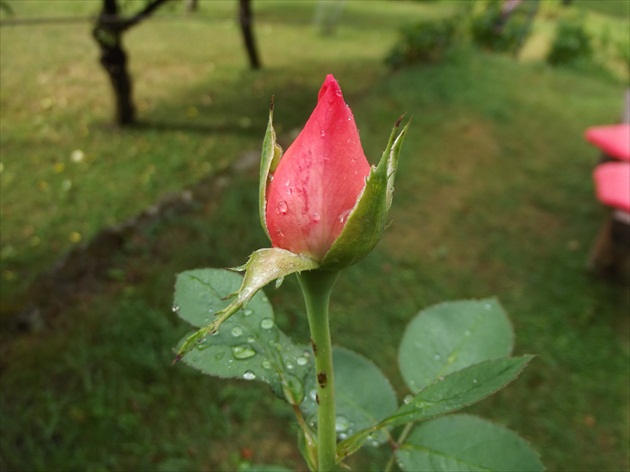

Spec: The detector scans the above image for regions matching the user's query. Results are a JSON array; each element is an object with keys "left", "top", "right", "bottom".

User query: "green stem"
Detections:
[
  {"left": 298, "top": 269, "right": 340, "bottom": 472},
  {"left": 384, "top": 421, "right": 415, "bottom": 472}
]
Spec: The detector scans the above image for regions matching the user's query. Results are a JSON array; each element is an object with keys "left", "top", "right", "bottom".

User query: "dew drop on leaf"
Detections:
[
  {"left": 260, "top": 318, "right": 274, "bottom": 330},
  {"left": 335, "top": 415, "right": 350, "bottom": 432},
  {"left": 243, "top": 308, "right": 254, "bottom": 316},
  {"left": 171, "top": 304, "right": 180, "bottom": 313},
  {"left": 231, "top": 326, "right": 243, "bottom": 337},
  {"left": 232, "top": 345, "right": 256, "bottom": 360},
  {"left": 243, "top": 371, "right": 256, "bottom": 380},
  {"left": 262, "top": 360, "right": 271, "bottom": 369}
]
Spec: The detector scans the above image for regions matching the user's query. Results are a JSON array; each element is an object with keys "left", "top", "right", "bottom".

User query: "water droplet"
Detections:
[
  {"left": 243, "top": 370, "right": 256, "bottom": 380},
  {"left": 244, "top": 308, "right": 253, "bottom": 316},
  {"left": 312, "top": 212, "right": 320, "bottom": 223},
  {"left": 215, "top": 352, "right": 225, "bottom": 360},
  {"left": 260, "top": 318, "right": 274, "bottom": 330},
  {"left": 196, "top": 341, "right": 211, "bottom": 351},
  {"left": 335, "top": 415, "right": 350, "bottom": 432},
  {"left": 284, "top": 178, "right": 291, "bottom": 186},
  {"left": 338, "top": 209, "right": 351, "bottom": 223},
  {"left": 335, "top": 89, "right": 343, "bottom": 97},
  {"left": 285, "top": 361, "right": 294, "bottom": 370},
  {"left": 247, "top": 336, "right": 255, "bottom": 343},
  {"left": 262, "top": 360, "right": 271, "bottom": 369},
  {"left": 433, "top": 354, "right": 441, "bottom": 361},
  {"left": 309, "top": 389, "right": 317, "bottom": 401},
  {"left": 464, "top": 330, "right": 471, "bottom": 337},
  {"left": 231, "top": 326, "right": 243, "bottom": 337},
  {"left": 320, "top": 129, "right": 326, "bottom": 137},
  {"left": 275, "top": 201, "right": 288, "bottom": 215},
  {"left": 473, "top": 379, "right": 478, "bottom": 384},
  {"left": 171, "top": 304, "right": 180, "bottom": 313},
  {"left": 297, "top": 356, "right": 308, "bottom": 366},
  {"left": 232, "top": 345, "right": 256, "bottom": 360},
  {"left": 403, "top": 394, "right": 413, "bottom": 404}
]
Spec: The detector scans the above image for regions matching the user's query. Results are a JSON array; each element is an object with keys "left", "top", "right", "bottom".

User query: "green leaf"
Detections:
[
  {"left": 386, "top": 356, "right": 531, "bottom": 427},
  {"left": 399, "top": 298, "right": 514, "bottom": 393},
  {"left": 321, "top": 118, "right": 409, "bottom": 270},
  {"left": 396, "top": 414, "right": 544, "bottom": 471},
  {"left": 174, "top": 249, "right": 318, "bottom": 360},
  {"left": 259, "top": 102, "right": 284, "bottom": 239},
  {"left": 301, "top": 347, "right": 398, "bottom": 445},
  {"left": 337, "top": 356, "right": 532, "bottom": 459},
  {"left": 174, "top": 269, "right": 312, "bottom": 404}
]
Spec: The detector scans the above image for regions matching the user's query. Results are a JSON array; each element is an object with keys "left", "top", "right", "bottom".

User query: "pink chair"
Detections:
[
  {"left": 584, "top": 124, "right": 630, "bottom": 162},
  {"left": 589, "top": 162, "right": 630, "bottom": 277}
]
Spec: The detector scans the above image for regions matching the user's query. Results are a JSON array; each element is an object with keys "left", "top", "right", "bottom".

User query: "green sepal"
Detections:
[
  {"left": 321, "top": 117, "right": 409, "bottom": 269},
  {"left": 259, "top": 101, "right": 284, "bottom": 240},
  {"left": 174, "top": 248, "right": 319, "bottom": 362}
]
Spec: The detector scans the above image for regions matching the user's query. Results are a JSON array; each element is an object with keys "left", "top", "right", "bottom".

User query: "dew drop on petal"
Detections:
[
  {"left": 320, "top": 129, "right": 326, "bottom": 137},
  {"left": 312, "top": 212, "right": 320, "bottom": 223},
  {"left": 338, "top": 210, "right": 351, "bottom": 223},
  {"left": 276, "top": 201, "right": 288, "bottom": 215},
  {"left": 335, "top": 89, "right": 343, "bottom": 97},
  {"left": 284, "top": 178, "right": 291, "bottom": 187}
]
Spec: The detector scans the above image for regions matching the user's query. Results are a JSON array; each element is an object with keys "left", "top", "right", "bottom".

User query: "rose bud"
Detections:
[{"left": 260, "top": 74, "right": 408, "bottom": 269}]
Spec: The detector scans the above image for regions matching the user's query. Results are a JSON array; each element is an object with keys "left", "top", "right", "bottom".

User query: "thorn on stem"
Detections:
[{"left": 317, "top": 372, "right": 327, "bottom": 388}]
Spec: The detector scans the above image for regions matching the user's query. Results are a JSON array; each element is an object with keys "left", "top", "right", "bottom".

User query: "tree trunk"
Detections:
[
  {"left": 186, "top": 0, "right": 199, "bottom": 13},
  {"left": 93, "top": 0, "right": 136, "bottom": 126},
  {"left": 239, "top": 0, "right": 261, "bottom": 70}
]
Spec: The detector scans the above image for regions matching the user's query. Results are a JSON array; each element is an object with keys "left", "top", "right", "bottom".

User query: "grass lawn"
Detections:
[{"left": 1, "top": 1, "right": 629, "bottom": 471}]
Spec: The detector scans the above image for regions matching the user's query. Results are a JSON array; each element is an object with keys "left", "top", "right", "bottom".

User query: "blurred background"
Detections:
[{"left": 1, "top": 0, "right": 628, "bottom": 470}]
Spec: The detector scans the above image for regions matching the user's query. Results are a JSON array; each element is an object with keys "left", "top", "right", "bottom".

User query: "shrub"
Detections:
[
  {"left": 470, "top": 0, "right": 530, "bottom": 53},
  {"left": 386, "top": 16, "right": 459, "bottom": 68},
  {"left": 546, "top": 19, "right": 593, "bottom": 66}
]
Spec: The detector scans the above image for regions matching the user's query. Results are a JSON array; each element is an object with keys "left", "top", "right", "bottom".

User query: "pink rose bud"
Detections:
[
  {"left": 265, "top": 75, "right": 371, "bottom": 262},
  {"left": 259, "top": 74, "right": 409, "bottom": 269}
]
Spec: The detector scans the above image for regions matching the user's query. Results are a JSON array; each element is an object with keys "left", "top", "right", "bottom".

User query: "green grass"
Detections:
[{"left": 1, "top": 1, "right": 629, "bottom": 471}]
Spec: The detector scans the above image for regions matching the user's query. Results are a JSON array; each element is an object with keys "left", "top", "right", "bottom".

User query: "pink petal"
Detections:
[{"left": 265, "top": 75, "right": 371, "bottom": 261}]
